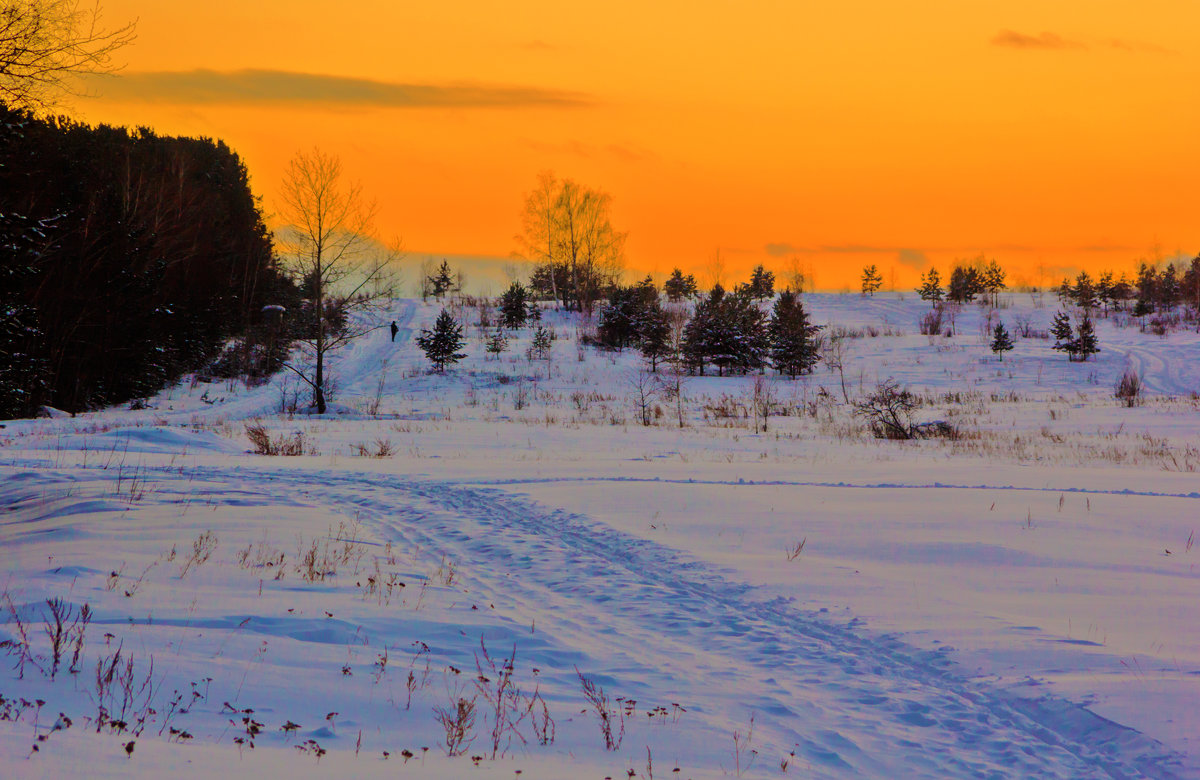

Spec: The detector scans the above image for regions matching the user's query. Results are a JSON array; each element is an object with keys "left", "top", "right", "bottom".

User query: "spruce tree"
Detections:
[
  {"left": 918, "top": 268, "right": 944, "bottom": 304},
  {"left": 726, "top": 288, "right": 769, "bottom": 374},
  {"left": 499, "top": 281, "right": 529, "bottom": 329},
  {"left": 990, "top": 321, "right": 1014, "bottom": 361},
  {"left": 768, "top": 290, "right": 822, "bottom": 378},
  {"left": 1050, "top": 310, "right": 1077, "bottom": 361},
  {"left": 416, "top": 309, "right": 467, "bottom": 371},
  {"left": 680, "top": 285, "right": 725, "bottom": 375}
]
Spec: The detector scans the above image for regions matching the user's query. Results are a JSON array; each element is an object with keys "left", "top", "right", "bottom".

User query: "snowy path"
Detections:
[{"left": 76, "top": 461, "right": 1186, "bottom": 778}]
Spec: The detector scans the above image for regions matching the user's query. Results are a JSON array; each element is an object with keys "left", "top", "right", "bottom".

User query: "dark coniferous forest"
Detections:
[{"left": 0, "top": 103, "right": 296, "bottom": 417}]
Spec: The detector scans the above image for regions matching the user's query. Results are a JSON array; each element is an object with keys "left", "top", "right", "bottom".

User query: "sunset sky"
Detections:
[{"left": 76, "top": 1, "right": 1199, "bottom": 292}]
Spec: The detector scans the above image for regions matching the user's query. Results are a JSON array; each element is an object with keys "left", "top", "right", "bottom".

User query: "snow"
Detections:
[{"left": 1, "top": 293, "right": 1198, "bottom": 778}]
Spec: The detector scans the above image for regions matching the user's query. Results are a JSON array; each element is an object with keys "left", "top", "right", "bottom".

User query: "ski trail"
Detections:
[
  {"left": 102, "top": 463, "right": 1189, "bottom": 779},
  {"left": 454, "top": 475, "right": 1200, "bottom": 502}
]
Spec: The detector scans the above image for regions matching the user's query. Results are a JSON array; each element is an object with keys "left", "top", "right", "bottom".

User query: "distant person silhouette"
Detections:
[{"left": 390, "top": 321, "right": 398, "bottom": 342}]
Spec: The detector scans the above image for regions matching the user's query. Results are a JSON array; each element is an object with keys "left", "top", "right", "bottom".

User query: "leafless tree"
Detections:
[
  {"left": 0, "top": 0, "right": 136, "bottom": 111},
  {"left": 277, "top": 148, "right": 399, "bottom": 413},
  {"left": 515, "top": 171, "right": 625, "bottom": 315},
  {"left": 824, "top": 331, "right": 852, "bottom": 404}
]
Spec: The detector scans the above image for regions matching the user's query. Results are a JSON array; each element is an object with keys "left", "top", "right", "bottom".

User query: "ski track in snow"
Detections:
[{"left": 11, "top": 461, "right": 1187, "bottom": 779}]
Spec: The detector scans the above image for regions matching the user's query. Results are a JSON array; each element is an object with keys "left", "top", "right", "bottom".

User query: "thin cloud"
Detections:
[
  {"left": 897, "top": 249, "right": 927, "bottom": 269},
  {"left": 991, "top": 30, "right": 1086, "bottom": 51},
  {"left": 521, "top": 138, "right": 651, "bottom": 163},
  {"left": 767, "top": 242, "right": 1127, "bottom": 258},
  {"left": 85, "top": 69, "right": 591, "bottom": 108},
  {"left": 1103, "top": 38, "right": 1173, "bottom": 55}
]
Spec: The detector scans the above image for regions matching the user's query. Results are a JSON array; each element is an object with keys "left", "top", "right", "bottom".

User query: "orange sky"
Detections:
[{"left": 74, "top": 0, "right": 1199, "bottom": 292}]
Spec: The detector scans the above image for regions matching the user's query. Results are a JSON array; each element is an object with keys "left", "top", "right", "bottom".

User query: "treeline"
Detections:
[
  {"left": 1054, "top": 262, "right": 1200, "bottom": 319},
  {"left": 590, "top": 264, "right": 821, "bottom": 378},
  {"left": 0, "top": 103, "right": 296, "bottom": 417}
]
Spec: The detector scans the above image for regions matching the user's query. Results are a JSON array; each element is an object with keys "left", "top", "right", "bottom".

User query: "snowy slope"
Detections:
[{"left": 1, "top": 294, "right": 1197, "bottom": 778}]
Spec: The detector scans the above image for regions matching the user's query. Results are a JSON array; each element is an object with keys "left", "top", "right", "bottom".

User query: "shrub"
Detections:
[
  {"left": 245, "top": 423, "right": 306, "bottom": 455},
  {"left": 1114, "top": 368, "right": 1143, "bottom": 407},
  {"left": 854, "top": 378, "right": 921, "bottom": 440}
]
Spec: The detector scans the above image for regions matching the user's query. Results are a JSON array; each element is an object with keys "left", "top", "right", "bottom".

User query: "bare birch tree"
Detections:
[
  {"left": 0, "top": 0, "right": 136, "bottom": 110},
  {"left": 516, "top": 172, "right": 625, "bottom": 315},
  {"left": 277, "top": 148, "right": 398, "bottom": 413}
]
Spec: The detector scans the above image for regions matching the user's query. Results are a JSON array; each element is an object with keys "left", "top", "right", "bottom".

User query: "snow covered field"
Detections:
[{"left": 2, "top": 293, "right": 1198, "bottom": 778}]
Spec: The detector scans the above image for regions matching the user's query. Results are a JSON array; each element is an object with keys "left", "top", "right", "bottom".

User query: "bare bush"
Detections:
[
  {"left": 576, "top": 668, "right": 623, "bottom": 751},
  {"left": 245, "top": 422, "right": 306, "bottom": 456},
  {"left": 919, "top": 307, "right": 944, "bottom": 336},
  {"left": 179, "top": 531, "right": 217, "bottom": 578},
  {"left": 1115, "top": 368, "right": 1143, "bottom": 408},
  {"left": 854, "top": 379, "right": 921, "bottom": 440},
  {"left": 434, "top": 696, "right": 477, "bottom": 756}
]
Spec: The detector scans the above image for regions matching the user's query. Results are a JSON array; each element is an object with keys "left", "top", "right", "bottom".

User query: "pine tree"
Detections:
[
  {"left": 1050, "top": 310, "right": 1077, "bottom": 361},
  {"left": 1157, "top": 263, "right": 1180, "bottom": 311},
  {"left": 990, "top": 321, "right": 1014, "bottom": 361},
  {"left": 768, "top": 290, "right": 822, "bottom": 378},
  {"left": 663, "top": 268, "right": 698, "bottom": 302},
  {"left": 747, "top": 264, "right": 776, "bottom": 300},
  {"left": 499, "top": 281, "right": 530, "bottom": 330},
  {"left": 428, "top": 260, "right": 456, "bottom": 299},
  {"left": 861, "top": 265, "right": 883, "bottom": 296},
  {"left": 1110, "top": 273, "right": 1134, "bottom": 310},
  {"left": 982, "top": 259, "right": 1006, "bottom": 306},
  {"left": 1183, "top": 255, "right": 1200, "bottom": 314},
  {"left": 1072, "top": 271, "right": 1097, "bottom": 311},
  {"left": 1096, "top": 271, "right": 1115, "bottom": 314},
  {"left": 1074, "top": 314, "right": 1099, "bottom": 361},
  {"left": 948, "top": 265, "right": 983, "bottom": 303},
  {"left": 415, "top": 309, "right": 466, "bottom": 371},
  {"left": 1135, "top": 263, "right": 1158, "bottom": 308},
  {"left": 917, "top": 268, "right": 943, "bottom": 304}
]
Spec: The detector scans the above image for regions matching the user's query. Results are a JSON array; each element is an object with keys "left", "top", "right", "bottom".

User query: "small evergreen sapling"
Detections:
[
  {"left": 527, "top": 325, "right": 552, "bottom": 361},
  {"left": 416, "top": 309, "right": 467, "bottom": 371},
  {"left": 485, "top": 329, "right": 508, "bottom": 358},
  {"left": 990, "top": 321, "right": 1014, "bottom": 361}
]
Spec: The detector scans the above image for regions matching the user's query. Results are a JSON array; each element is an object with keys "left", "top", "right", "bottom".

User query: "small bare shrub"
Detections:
[
  {"left": 576, "top": 668, "right": 623, "bottom": 751},
  {"left": 1114, "top": 368, "right": 1143, "bottom": 407},
  {"left": 854, "top": 379, "right": 920, "bottom": 440},
  {"left": 919, "top": 307, "right": 943, "bottom": 336},
  {"left": 434, "top": 696, "right": 477, "bottom": 756},
  {"left": 179, "top": 531, "right": 217, "bottom": 578},
  {"left": 245, "top": 423, "right": 305, "bottom": 456}
]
